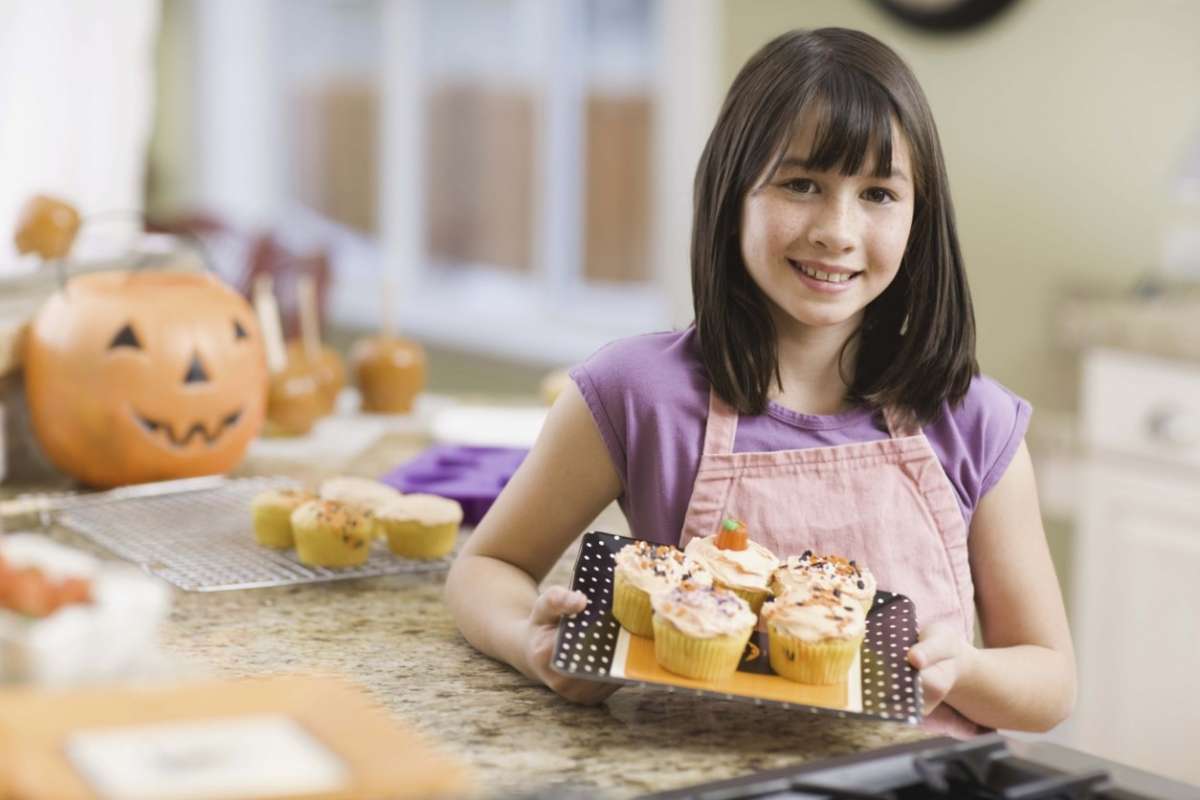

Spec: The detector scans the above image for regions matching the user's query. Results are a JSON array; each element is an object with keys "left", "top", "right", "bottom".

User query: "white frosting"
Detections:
[
  {"left": 251, "top": 487, "right": 315, "bottom": 512},
  {"left": 376, "top": 494, "right": 463, "bottom": 526},
  {"left": 762, "top": 588, "right": 866, "bottom": 643},
  {"left": 651, "top": 584, "right": 756, "bottom": 638},
  {"left": 770, "top": 552, "right": 876, "bottom": 611},
  {"left": 318, "top": 477, "right": 402, "bottom": 511},
  {"left": 684, "top": 535, "right": 779, "bottom": 593},
  {"left": 613, "top": 541, "right": 712, "bottom": 595}
]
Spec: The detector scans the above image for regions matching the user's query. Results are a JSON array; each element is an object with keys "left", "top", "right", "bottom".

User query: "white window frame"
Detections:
[{"left": 190, "top": 0, "right": 720, "bottom": 367}]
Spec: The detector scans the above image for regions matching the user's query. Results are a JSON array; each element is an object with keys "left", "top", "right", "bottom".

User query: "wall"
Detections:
[{"left": 722, "top": 0, "right": 1200, "bottom": 414}]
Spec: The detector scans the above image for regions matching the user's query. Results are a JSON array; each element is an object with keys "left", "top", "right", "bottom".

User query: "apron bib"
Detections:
[{"left": 679, "top": 389, "right": 982, "bottom": 737}]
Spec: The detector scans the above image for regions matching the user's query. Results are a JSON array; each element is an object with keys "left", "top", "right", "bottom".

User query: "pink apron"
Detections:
[{"left": 679, "top": 389, "right": 983, "bottom": 738}]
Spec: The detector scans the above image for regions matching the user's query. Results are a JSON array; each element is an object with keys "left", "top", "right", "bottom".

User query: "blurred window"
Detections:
[{"left": 168, "top": 0, "right": 717, "bottom": 364}]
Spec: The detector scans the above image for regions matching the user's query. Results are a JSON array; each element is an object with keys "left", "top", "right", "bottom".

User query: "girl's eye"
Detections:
[
  {"left": 783, "top": 178, "right": 817, "bottom": 194},
  {"left": 862, "top": 187, "right": 897, "bottom": 204}
]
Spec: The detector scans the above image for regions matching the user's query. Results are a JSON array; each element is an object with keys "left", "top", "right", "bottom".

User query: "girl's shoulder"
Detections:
[
  {"left": 571, "top": 327, "right": 707, "bottom": 400},
  {"left": 924, "top": 374, "right": 1033, "bottom": 519},
  {"left": 569, "top": 329, "right": 710, "bottom": 482}
]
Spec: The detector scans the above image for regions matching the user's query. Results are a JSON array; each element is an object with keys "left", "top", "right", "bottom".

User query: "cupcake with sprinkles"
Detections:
[
  {"left": 770, "top": 551, "right": 876, "bottom": 615},
  {"left": 683, "top": 518, "right": 779, "bottom": 615},
  {"left": 650, "top": 583, "right": 756, "bottom": 682},
  {"left": 612, "top": 541, "right": 711, "bottom": 637},
  {"left": 761, "top": 587, "right": 865, "bottom": 685}
]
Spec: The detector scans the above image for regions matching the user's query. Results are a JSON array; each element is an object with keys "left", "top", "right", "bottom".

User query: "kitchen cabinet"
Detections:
[{"left": 1071, "top": 348, "right": 1200, "bottom": 785}]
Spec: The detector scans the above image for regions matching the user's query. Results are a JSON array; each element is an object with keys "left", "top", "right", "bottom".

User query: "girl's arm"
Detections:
[
  {"left": 908, "top": 439, "right": 1077, "bottom": 731},
  {"left": 445, "top": 382, "right": 623, "bottom": 704}
]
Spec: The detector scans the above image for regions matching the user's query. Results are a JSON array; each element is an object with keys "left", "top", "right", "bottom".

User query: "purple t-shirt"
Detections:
[{"left": 570, "top": 327, "right": 1031, "bottom": 545}]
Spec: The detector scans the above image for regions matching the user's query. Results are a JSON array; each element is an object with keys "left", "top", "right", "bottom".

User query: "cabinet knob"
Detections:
[{"left": 1146, "top": 407, "right": 1200, "bottom": 448}]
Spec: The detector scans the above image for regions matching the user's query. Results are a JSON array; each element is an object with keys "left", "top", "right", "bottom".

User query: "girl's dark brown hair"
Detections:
[{"left": 691, "top": 27, "right": 977, "bottom": 424}]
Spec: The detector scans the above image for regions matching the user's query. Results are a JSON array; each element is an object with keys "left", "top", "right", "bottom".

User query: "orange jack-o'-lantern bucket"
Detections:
[{"left": 23, "top": 270, "right": 268, "bottom": 487}]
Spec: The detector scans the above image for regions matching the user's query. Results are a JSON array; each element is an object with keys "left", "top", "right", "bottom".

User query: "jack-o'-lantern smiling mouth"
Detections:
[{"left": 133, "top": 407, "right": 244, "bottom": 448}]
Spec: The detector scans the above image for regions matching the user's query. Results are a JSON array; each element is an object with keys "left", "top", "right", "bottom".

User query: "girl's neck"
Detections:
[{"left": 768, "top": 312, "right": 861, "bottom": 416}]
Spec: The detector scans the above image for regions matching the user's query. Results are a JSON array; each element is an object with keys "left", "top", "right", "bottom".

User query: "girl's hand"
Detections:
[
  {"left": 906, "top": 621, "right": 977, "bottom": 716},
  {"left": 521, "top": 586, "right": 619, "bottom": 706}
]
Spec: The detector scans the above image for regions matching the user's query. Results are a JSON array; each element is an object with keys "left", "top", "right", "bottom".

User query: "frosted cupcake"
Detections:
[
  {"left": 762, "top": 588, "right": 865, "bottom": 684},
  {"left": 319, "top": 476, "right": 402, "bottom": 508},
  {"left": 318, "top": 476, "right": 403, "bottom": 538},
  {"left": 770, "top": 550, "right": 876, "bottom": 615},
  {"left": 376, "top": 494, "right": 463, "bottom": 559},
  {"left": 683, "top": 519, "right": 779, "bottom": 615},
  {"left": 251, "top": 487, "right": 317, "bottom": 549},
  {"left": 612, "top": 541, "right": 712, "bottom": 637},
  {"left": 650, "top": 583, "right": 756, "bottom": 682},
  {"left": 290, "top": 499, "right": 374, "bottom": 568}
]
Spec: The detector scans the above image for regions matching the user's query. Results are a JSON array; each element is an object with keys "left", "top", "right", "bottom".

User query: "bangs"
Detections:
[{"left": 769, "top": 69, "right": 900, "bottom": 183}]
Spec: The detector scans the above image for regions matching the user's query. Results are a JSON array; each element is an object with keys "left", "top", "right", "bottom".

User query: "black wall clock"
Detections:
[{"left": 870, "top": 0, "right": 1020, "bottom": 32}]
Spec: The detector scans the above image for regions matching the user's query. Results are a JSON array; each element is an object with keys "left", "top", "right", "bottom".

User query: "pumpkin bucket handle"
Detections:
[{"left": 53, "top": 210, "right": 218, "bottom": 291}]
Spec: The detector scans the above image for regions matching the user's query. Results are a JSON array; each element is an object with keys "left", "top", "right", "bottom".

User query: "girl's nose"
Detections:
[{"left": 806, "top": 201, "right": 855, "bottom": 254}]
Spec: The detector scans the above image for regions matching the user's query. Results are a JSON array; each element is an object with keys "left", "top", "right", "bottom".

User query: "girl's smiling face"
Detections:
[{"left": 740, "top": 115, "right": 916, "bottom": 336}]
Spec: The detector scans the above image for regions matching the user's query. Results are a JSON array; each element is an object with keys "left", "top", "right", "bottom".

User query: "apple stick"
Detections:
[
  {"left": 380, "top": 275, "right": 396, "bottom": 340},
  {"left": 297, "top": 273, "right": 322, "bottom": 361},
  {"left": 253, "top": 274, "right": 287, "bottom": 375}
]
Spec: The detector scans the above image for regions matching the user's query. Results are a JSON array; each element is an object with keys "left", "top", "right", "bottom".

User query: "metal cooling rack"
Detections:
[{"left": 53, "top": 476, "right": 457, "bottom": 592}]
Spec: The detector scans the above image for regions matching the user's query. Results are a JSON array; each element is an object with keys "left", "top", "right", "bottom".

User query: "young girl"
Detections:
[{"left": 446, "top": 27, "right": 1074, "bottom": 737}]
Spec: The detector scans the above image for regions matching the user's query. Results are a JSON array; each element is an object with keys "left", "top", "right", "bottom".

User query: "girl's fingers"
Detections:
[
  {"left": 549, "top": 675, "right": 620, "bottom": 706},
  {"left": 907, "top": 622, "right": 957, "bottom": 669},
  {"left": 530, "top": 586, "right": 589, "bottom": 626},
  {"left": 919, "top": 658, "right": 957, "bottom": 715}
]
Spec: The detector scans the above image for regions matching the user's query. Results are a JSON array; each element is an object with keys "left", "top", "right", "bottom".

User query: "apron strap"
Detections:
[{"left": 702, "top": 388, "right": 739, "bottom": 456}]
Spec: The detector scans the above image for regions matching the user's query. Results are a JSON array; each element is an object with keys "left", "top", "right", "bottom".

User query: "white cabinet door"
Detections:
[{"left": 1073, "top": 458, "right": 1200, "bottom": 785}]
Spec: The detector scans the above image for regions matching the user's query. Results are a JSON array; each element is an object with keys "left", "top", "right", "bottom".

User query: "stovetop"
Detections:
[{"left": 639, "top": 734, "right": 1200, "bottom": 800}]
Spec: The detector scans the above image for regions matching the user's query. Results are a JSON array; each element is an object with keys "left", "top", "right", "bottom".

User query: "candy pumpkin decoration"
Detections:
[{"left": 23, "top": 270, "right": 268, "bottom": 487}]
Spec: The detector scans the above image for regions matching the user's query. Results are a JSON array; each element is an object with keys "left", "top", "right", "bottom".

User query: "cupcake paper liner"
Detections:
[
  {"left": 612, "top": 571, "right": 655, "bottom": 637},
  {"left": 383, "top": 521, "right": 458, "bottom": 560},
  {"left": 651, "top": 614, "right": 753, "bottom": 682},
  {"left": 767, "top": 622, "right": 863, "bottom": 685}
]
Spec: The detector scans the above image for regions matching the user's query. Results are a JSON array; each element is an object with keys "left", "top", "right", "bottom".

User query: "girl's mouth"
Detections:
[{"left": 787, "top": 259, "right": 861, "bottom": 291}]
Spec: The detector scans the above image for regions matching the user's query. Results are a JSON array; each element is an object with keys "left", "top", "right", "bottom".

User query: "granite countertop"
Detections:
[{"left": 7, "top": 430, "right": 928, "bottom": 799}]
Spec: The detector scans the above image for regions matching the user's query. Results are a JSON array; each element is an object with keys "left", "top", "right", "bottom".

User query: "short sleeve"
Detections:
[
  {"left": 978, "top": 381, "right": 1032, "bottom": 502},
  {"left": 569, "top": 344, "right": 631, "bottom": 492},
  {"left": 567, "top": 329, "right": 712, "bottom": 518},
  {"left": 924, "top": 375, "right": 1032, "bottom": 525}
]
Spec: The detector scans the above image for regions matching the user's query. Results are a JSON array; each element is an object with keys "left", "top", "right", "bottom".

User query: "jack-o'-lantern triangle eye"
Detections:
[
  {"left": 234, "top": 319, "right": 248, "bottom": 340},
  {"left": 109, "top": 323, "right": 142, "bottom": 350}
]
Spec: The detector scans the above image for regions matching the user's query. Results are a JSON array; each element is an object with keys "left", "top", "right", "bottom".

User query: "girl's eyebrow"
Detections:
[{"left": 778, "top": 156, "right": 911, "bottom": 185}]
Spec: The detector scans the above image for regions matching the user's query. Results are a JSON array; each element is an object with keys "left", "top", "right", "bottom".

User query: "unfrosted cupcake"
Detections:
[
  {"left": 683, "top": 519, "right": 779, "bottom": 615},
  {"left": 251, "top": 487, "right": 317, "bottom": 549},
  {"left": 762, "top": 588, "right": 865, "bottom": 685},
  {"left": 290, "top": 499, "right": 374, "bottom": 568},
  {"left": 650, "top": 583, "right": 756, "bottom": 682},
  {"left": 770, "top": 550, "right": 876, "bottom": 615},
  {"left": 612, "top": 541, "right": 712, "bottom": 637},
  {"left": 376, "top": 494, "right": 462, "bottom": 559}
]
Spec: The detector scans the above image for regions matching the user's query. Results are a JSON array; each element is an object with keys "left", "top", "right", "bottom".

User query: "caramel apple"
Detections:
[
  {"left": 351, "top": 334, "right": 426, "bottom": 414},
  {"left": 14, "top": 195, "right": 81, "bottom": 261},
  {"left": 264, "top": 365, "right": 325, "bottom": 437},
  {"left": 290, "top": 274, "right": 345, "bottom": 414},
  {"left": 254, "top": 275, "right": 324, "bottom": 436},
  {"left": 286, "top": 341, "right": 344, "bottom": 415}
]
